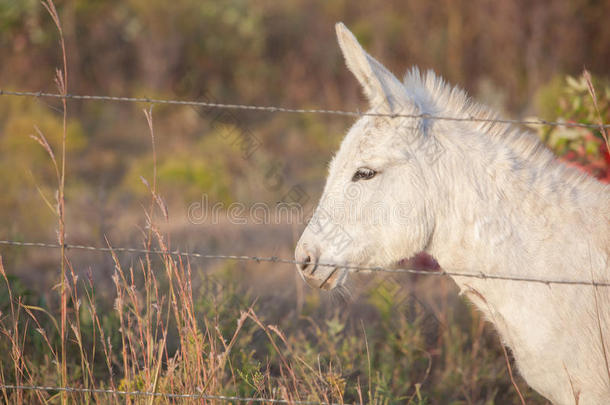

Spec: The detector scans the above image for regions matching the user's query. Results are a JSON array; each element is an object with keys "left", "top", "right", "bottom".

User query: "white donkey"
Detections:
[{"left": 295, "top": 23, "right": 610, "bottom": 404}]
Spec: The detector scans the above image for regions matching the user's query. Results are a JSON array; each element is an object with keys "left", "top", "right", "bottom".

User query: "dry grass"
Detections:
[
  {"left": 0, "top": 92, "right": 546, "bottom": 401},
  {"left": 0, "top": 244, "right": 547, "bottom": 404}
]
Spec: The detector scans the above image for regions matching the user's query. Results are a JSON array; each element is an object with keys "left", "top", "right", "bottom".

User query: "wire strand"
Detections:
[
  {"left": 0, "top": 384, "right": 340, "bottom": 404},
  {"left": 1, "top": 89, "right": 608, "bottom": 129},
  {"left": 1, "top": 239, "right": 608, "bottom": 287}
]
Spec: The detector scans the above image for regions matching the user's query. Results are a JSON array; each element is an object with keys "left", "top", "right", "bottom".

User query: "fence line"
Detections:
[
  {"left": 1, "top": 89, "right": 608, "bottom": 129},
  {"left": 1, "top": 239, "right": 608, "bottom": 287},
  {"left": 0, "top": 384, "right": 340, "bottom": 404},
  {"left": 1, "top": 87, "right": 608, "bottom": 403}
]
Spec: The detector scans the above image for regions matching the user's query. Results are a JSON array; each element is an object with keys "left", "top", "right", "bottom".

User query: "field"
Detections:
[{"left": 1, "top": 1, "right": 609, "bottom": 404}]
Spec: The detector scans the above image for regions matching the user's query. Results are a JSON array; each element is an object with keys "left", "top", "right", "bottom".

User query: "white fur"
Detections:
[{"left": 295, "top": 22, "right": 610, "bottom": 404}]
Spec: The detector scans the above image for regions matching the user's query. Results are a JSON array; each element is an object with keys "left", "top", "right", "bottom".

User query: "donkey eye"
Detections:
[{"left": 352, "top": 167, "right": 377, "bottom": 181}]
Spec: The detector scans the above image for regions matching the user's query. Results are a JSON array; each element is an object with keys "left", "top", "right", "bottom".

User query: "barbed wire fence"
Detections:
[
  {"left": 0, "top": 88, "right": 609, "bottom": 403},
  {"left": 1, "top": 240, "right": 609, "bottom": 287},
  {"left": 2, "top": 89, "right": 610, "bottom": 129}
]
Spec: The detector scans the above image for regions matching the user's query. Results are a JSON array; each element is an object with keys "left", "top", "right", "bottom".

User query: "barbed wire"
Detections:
[
  {"left": 0, "top": 384, "right": 341, "bottom": 404},
  {"left": 1, "top": 89, "right": 608, "bottom": 129},
  {"left": 1, "top": 239, "right": 608, "bottom": 287}
]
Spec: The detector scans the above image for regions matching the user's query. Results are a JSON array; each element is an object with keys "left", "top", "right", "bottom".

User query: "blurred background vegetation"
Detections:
[
  {"left": 0, "top": 0, "right": 609, "bottom": 403},
  {"left": 1, "top": 0, "right": 609, "bottom": 259}
]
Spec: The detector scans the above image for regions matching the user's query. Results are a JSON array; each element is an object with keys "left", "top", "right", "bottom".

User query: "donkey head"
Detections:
[{"left": 295, "top": 23, "right": 447, "bottom": 290}]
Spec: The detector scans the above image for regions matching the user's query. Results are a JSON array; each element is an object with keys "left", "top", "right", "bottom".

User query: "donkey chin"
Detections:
[{"left": 298, "top": 262, "right": 350, "bottom": 291}]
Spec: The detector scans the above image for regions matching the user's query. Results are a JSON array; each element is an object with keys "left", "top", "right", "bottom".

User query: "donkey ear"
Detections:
[{"left": 335, "top": 22, "right": 405, "bottom": 112}]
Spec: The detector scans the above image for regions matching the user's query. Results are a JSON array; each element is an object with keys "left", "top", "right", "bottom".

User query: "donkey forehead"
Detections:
[
  {"left": 350, "top": 115, "right": 419, "bottom": 151},
  {"left": 330, "top": 116, "right": 415, "bottom": 171}
]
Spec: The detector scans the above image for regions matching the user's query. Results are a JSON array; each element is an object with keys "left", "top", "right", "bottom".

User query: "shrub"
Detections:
[{"left": 535, "top": 74, "right": 610, "bottom": 182}]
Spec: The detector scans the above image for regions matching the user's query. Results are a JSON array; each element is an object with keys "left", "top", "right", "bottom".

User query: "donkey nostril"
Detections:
[
  {"left": 299, "top": 255, "right": 311, "bottom": 272},
  {"left": 295, "top": 243, "right": 319, "bottom": 275}
]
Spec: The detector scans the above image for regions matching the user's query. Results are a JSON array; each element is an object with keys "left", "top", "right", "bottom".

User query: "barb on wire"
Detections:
[
  {"left": 0, "top": 384, "right": 339, "bottom": 404},
  {"left": 0, "top": 89, "right": 608, "bottom": 129},
  {"left": 1, "top": 240, "right": 609, "bottom": 287}
]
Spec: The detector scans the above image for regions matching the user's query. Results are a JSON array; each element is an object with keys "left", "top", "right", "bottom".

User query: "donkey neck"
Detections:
[{"left": 426, "top": 123, "right": 606, "bottom": 280}]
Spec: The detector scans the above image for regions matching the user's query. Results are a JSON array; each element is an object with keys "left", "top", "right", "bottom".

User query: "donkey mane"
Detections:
[{"left": 405, "top": 67, "right": 608, "bottom": 197}]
